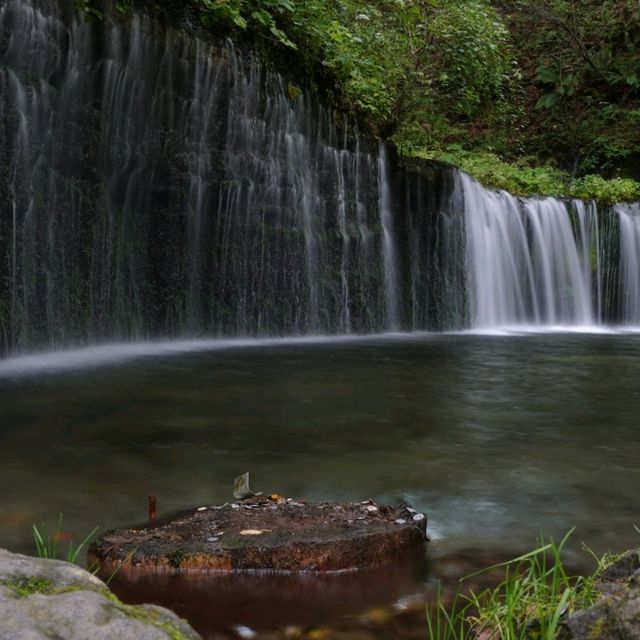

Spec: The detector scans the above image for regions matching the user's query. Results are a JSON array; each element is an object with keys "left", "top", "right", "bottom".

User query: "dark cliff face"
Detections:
[{"left": 0, "top": 0, "right": 461, "bottom": 355}]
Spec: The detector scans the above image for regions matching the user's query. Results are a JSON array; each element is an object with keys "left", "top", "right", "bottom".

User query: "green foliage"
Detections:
[
  {"left": 572, "top": 175, "right": 640, "bottom": 203},
  {"left": 503, "top": 0, "right": 640, "bottom": 174},
  {"left": 408, "top": 146, "right": 640, "bottom": 201},
  {"left": 410, "top": 146, "right": 567, "bottom": 196},
  {"left": 191, "top": 0, "right": 516, "bottom": 131},
  {"left": 428, "top": 1, "right": 514, "bottom": 117},
  {"left": 196, "top": 0, "right": 297, "bottom": 49}
]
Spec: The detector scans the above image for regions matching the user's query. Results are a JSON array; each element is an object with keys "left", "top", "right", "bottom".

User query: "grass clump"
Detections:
[
  {"left": 33, "top": 514, "right": 98, "bottom": 565},
  {"left": 426, "top": 530, "right": 616, "bottom": 640}
]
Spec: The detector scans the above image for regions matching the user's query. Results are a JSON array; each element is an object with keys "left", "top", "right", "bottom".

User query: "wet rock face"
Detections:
[
  {"left": 0, "top": 548, "right": 202, "bottom": 639},
  {"left": 558, "top": 550, "right": 640, "bottom": 640},
  {"left": 91, "top": 497, "right": 427, "bottom": 575}
]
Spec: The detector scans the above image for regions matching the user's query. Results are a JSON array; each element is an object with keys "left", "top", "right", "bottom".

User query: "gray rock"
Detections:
[
  {"left": 558, "top": 550, "right": 640, "bottom": 640},
  {"left": 0, "top": 548, "right": 202, "bottom": 639}
]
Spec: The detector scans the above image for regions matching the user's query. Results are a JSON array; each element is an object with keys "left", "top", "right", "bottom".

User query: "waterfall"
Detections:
[
  {"left": 0, "top": 0, "right": 405, "bottom": 354},
  {"left": 1, "top": 0, "right": 640, "bottom": 356},
  {"left": 617, "top": 204, "right": 640, "bottom": 324},
  {"left": 377, "top": 142, "right": 401, "bottom": 330},
  {"left": 459, "top": 172, "right": 601, "bottom": 328}
]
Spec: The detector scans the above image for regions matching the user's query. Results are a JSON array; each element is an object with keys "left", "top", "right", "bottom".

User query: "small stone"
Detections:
[
  {"left": 197, "top": 507, "right": 207, "bottom": 512},
  {"left": 206, "top": 537, "right": 219, "bottom": 543},
  {"left": 231, "top": 503, "right": 240, "bottom": 510},
  {"left": 394, "top": 519, "right": 406, "bottom": 525},
  {"left": 365, "top": 505, "right": 378, "bottom": 513},
  {"left": 412, "top": 513, "right": 425, "bottom": 522},
  {"left": 406, "top": 507, "right": 416, "bottom": 514},
  {"left": 233, "top": 624, "right": 257, "bottom": 639}
]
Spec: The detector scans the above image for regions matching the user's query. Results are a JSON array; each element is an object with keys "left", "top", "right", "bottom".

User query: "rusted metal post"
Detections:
[{"left": 148, "top": 495, "right": 157, "bottom": 525}]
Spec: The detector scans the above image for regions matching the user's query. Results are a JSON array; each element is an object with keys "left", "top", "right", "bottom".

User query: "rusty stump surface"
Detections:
[{"left": 90, "top": 497, "right": 427, "bottom": 575}]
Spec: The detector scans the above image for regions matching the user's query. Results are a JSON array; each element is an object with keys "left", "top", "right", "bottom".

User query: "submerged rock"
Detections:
[
  {"left": 0, "top": 548, "right": 201, "bottom": 639},
  {"left": 90, "top": 497, "right": 427, "bottom": 575}
]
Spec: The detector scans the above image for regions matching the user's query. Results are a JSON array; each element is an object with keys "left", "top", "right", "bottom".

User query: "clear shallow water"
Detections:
[{"left": 1, "top": 333, "right": 640, "bottom": 628}]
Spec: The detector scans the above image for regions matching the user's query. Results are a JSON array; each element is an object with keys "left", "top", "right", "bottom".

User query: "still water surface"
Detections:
[{"left": 1, "top": 332, "right": 639, "bottom": 628}]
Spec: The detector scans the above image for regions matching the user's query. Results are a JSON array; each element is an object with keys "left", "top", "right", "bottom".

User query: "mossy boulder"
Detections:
[{"left": 0, "top": 548, "right": 202, "bottom": 639}]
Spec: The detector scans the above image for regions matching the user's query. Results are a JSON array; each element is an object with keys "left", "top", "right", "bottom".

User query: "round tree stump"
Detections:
[{"left": 90, "top": 496, "right": 427, "bottom": 575}]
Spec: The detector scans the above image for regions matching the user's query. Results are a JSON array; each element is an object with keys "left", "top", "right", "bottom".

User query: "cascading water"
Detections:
[
  {"left": 377, "top": 142, "right": 401, "bottom": 330},
  {"left": 457, "top": 171, "right": 632, "bottom": 329},
  {"left": 1, "top": 0, "right": 640, "bottom": 357},
  {"left": 617, "top": 204, "right": 640, "bottom": 324},
  {"left": 0, "top": 0, "right": 411, "bottom": 354}
]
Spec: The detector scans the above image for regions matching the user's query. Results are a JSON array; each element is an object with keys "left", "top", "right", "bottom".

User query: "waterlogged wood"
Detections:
[{"left": 90, "top": 497, "right": 427, "bottom": 575}]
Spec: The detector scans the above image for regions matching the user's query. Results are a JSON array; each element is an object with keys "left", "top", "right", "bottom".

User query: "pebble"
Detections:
[
  {"left": 233, "top": 625, "right": 257, "bottom": 639},
  {"left": 394, "top": 518, "right": 406, "bottom": 525},
  {"left": 364, "top": 505, "right": 378, "bottom": 512},
  {"left": 206, "top": 536, "right": 219, "bottom": 543},
  {"left": 413, "top": 513, "right": 425, "bottom": 522},
  {"left": 197, "top": 506, "right": 208, "bottom": 511},
  {"left": 406, "top": 507, "right": 416, "bottom": 514},
  {"left": 231, "top": 503, "right": 240, "bottom": 510}
]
